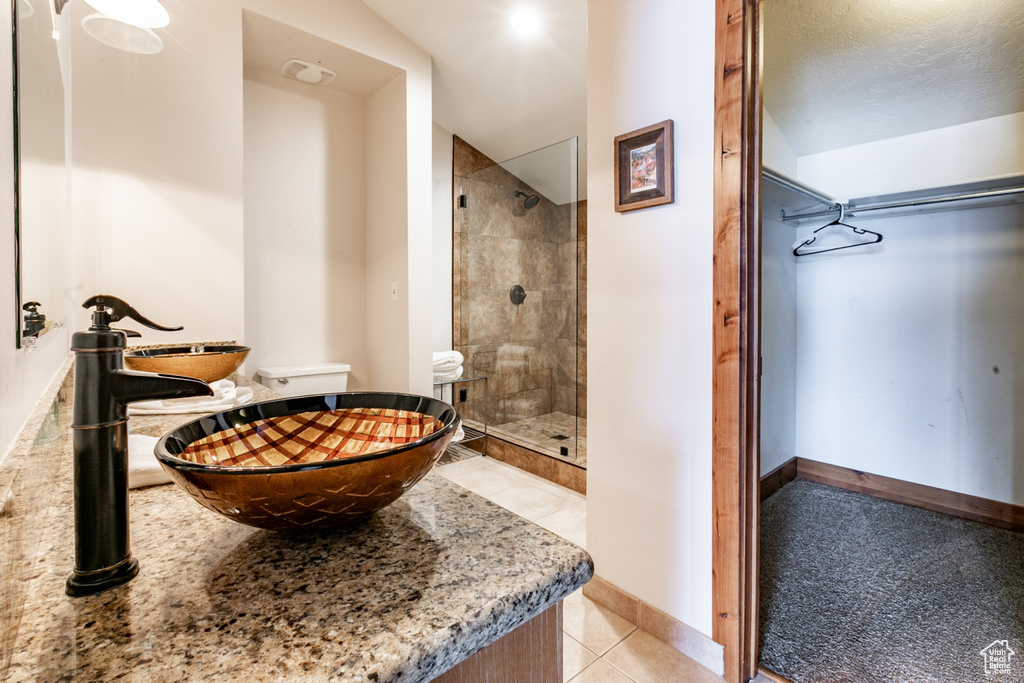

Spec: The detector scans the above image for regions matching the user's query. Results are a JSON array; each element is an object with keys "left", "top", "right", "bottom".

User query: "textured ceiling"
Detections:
[
  {"left": 764, "top": 0, "right": 1024, "bottom": 156},
  {"left": 361, "top": 0, "right": 587, "bottom": 195}
]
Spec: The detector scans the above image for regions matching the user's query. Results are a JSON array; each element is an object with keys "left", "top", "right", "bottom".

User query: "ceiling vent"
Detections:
[{"left": 280, "top": 59, "right": 337, "bottom": 87}]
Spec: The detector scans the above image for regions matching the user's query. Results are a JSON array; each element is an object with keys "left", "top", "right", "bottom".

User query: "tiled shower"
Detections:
[{"left": 453, "top": 137, "right": 587, "bottom": 466}]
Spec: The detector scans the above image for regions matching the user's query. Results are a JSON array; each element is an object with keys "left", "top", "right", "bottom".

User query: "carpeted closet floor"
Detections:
[{"left": 759, "top": 479, "right": 1024, "bottom": 683}]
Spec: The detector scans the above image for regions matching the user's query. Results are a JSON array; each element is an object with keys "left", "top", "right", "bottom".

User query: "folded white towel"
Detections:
[
  {"left": 433, "top": 365, "right": 463, "bottom": 382},
  {"left": 128, "top": 379, "right": 254, "bottom": 415},
  {"left": 432, "top": 350, "right": 464, "bottom": 371},
  {"left": 128, "top": 434, "right": 171, "bottom": 489},
  {"left": 452, "top": 422, "right": 465, "bottom": 442}
]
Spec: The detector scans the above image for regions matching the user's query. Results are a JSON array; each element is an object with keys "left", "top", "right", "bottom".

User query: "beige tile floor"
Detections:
[{"left": 435, "top": 456, "right": 724, "bottom": 683}]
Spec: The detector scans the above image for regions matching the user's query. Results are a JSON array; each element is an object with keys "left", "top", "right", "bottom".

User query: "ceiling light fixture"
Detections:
[
  {"left": 81, "top": 13, "right": 163, "bottom": 53},
  {"left": 509, "top": 5, "right": 542, "bottom": 39},
  {"left": 82, "top": 0, "right": 169, "bottom": 29},
  {"left": 280, "top": 59, "right": 337, "bottom": 87},
  {"left": 296, "top": 65, "right": 323, "bottom": 84}
]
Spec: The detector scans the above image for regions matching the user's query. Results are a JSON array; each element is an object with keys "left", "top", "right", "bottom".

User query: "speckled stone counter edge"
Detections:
[
  {"left": 0, "top": 356, "right": 72, "bottom": 493},
  {"left": 0, "top": 356, "right": 72, "bottom": 675},
  {"left": 407, "top": 546, "right": 593, "bottom": 680},
  {"left": 2, "top": 363, "right": 594, "bottom": 682}
]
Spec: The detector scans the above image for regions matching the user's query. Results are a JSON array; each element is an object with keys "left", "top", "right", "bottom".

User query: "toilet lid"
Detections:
[{"left": 258, "top": 363, "right": 352, "bottom": 379}]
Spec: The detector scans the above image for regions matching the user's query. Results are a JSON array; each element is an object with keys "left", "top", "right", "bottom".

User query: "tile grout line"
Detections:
[
  {"left": 569, "top": 657, "right": 640, "bottom": 683},
  {"left": 602, "top": 624, "right": 639, "bottom": 656},
  {"left": 534, "top": 507, "right": 581, "bottom": 528},
  {"left": 435, "top": 466, "right": 526, "bottom": 499},
  {"left": 565, "top": 629, "right": 612, "bottom": 662},
  {"left": 533, "top": 498, "right": 578, "bottom": 517},
  {"left": 563, "top": 631, "right": 597, "bottom": 656},
  {"left": 562, "top": 632, "right": 598, "bottom": 681},
  {"left": 600, "top": 653, "right": 642, "bottom": 683}
]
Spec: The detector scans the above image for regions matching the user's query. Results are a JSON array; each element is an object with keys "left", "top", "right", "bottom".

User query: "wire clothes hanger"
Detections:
[{"left": 792, "top": 203, "right": 883, "bottom": 256}]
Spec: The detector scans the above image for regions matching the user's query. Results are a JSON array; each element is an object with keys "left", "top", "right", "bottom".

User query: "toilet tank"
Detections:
[{"left": 257, "top": 363, "right": 351, "bottom": 398}]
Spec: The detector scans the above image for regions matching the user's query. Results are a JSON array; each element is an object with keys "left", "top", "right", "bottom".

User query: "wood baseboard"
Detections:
[
  {"left": 759, "top": 458, "right": 797, "bottom": 502},
  {"left": 756, "top": 666, "right": 793, "bottom": 683},
  {"left": 794, "top": 458, "right": 1024, "bottom": 534},
  {"left": 468, "top": 435, "right": 586, "bottom": 495},
  {"left": 760, "top": 457, "right": 1024, "bottom": 534},
  {"left": 583, "top": 575, "right": 724, "bottom": 677}
]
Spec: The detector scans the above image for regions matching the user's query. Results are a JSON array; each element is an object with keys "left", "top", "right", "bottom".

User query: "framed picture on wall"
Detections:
[{"left": 614, "top": 120, "right": 674, "bottom": 212}]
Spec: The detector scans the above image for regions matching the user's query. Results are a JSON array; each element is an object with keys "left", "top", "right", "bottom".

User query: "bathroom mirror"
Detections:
[{"left": 13, "top": 0, "right": 70, "bottom": 347}]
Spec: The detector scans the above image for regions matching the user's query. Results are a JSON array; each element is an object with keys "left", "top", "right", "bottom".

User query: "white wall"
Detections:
[
  {"left": 364, "top": 74, "right": 412, "bottom": 392},
  {"left": 244, "top": 0, "right": 434, "bottom": 396},
  {"left": 760, "top": 108, "right": 1024, "bottom": 502},
  {"left": 798, "top": 112, "right": 1024, "bottom": 201},
  {"left": 66, "top": 0, "right": 434, "bottom": 393},
  {"left": 588, "top": 0, "right": 717, "bottom": 643},
  {"left": 242, "top": 66, "right": 369, "bottom": 387},
  {"left": 760, "top": 215, "right": 798, "bottom": 475},
  {"left": 432, "top": 122, "right": 454, "bottom": 352},
  {"left": 763, "top": 108, "right": 797, "bottom": 177},
  {"left": 795, "top": 204, "right": 1024, "bottom": 505},
  {"left": 69, "top": 0, "right": 245, "bottom": 343},
  {"left": 0, "top": 0, "right": 71, "bottom": 457},
  {"left": 760, "top": 109, "right": 801, "bottom": 474}
]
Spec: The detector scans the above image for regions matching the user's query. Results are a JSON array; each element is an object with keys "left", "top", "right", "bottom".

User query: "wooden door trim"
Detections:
[{"left": 712, "top": 0, "right": 762, "bottom": 681}]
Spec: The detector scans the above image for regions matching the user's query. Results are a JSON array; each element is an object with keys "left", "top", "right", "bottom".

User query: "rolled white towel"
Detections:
[
  {"left": 433, "top": 365, "right": 463, "bottom": 382},
  {"left": 128, "top": 434, "right": 171, "bottom": 489},
  {"left": 128, "top": 379, "right": 254, "bottom": 415},
  {"left": 432, "top": 350, "right": 464, "bottom": 371}
]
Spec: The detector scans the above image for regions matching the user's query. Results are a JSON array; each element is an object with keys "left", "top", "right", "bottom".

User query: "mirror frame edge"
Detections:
[{"left": 11, "top": 0, "right": 21, "bottom": 349}]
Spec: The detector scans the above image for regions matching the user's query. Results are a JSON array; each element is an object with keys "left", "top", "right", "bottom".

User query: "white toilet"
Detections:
[{"left": 257, "top": 363, "right": 352, "bottom": 398}]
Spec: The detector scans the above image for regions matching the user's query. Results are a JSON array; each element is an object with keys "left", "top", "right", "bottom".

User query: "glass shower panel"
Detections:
[{"left": 456, "top": 138, "right": 581, "bottom": 463}]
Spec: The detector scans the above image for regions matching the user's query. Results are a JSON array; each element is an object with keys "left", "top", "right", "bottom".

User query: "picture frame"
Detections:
[{"left": 614, "top": 119, "right": 674, "bottom": 212}]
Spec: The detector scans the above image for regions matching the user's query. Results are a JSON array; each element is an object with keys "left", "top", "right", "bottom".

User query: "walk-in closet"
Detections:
[{"left": 757, "top": 0, "right": 1024, "bottom": 680}]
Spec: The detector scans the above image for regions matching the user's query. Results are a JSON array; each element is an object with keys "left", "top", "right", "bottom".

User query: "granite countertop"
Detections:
[{"left": 4, "top": 372, "right": 593, "bottom": 682}]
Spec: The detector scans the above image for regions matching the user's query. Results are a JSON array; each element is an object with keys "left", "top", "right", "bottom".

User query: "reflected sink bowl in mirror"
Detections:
[
  {"left": 124, "top": 344, "right": 250, "bottom": 383},
  {"left": 155, "top": 393, "right": 459, "bottom": 530}
]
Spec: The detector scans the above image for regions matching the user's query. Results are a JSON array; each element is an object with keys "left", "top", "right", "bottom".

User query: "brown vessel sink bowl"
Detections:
[
  {"left": 124, "top": 345, "right": 250, "bottom": 384},
  {"left": 155, "top": 392, "right": 459, "bottom": 530}
]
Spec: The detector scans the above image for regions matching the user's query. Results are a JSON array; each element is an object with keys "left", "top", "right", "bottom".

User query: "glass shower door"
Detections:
[{"left": 454, "top": 137, "right": 582, "bottom": 464}]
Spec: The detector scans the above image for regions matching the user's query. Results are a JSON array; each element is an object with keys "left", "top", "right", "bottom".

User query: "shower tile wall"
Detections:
[{"left": 452, "top": 136, "right": 579, "bottom": 428}]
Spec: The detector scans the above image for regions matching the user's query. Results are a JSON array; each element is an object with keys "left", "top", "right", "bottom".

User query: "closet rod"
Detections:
[
  {"left": 784, "top": 185, "right": 1024, "bottom": 222},
  {"left": 762, "top": 167, "right": 838, "bottom": 208}
]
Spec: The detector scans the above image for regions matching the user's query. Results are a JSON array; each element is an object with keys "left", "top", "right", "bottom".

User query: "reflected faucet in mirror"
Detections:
[
  {"left": 14, "top": 0, "right": 70, "bottom": 349},
  {"left": 22, "top": 301, "right": 45, "bottom": 338},
  {"left": 67, "top": 295, "right": 213, "bottom": 597}
]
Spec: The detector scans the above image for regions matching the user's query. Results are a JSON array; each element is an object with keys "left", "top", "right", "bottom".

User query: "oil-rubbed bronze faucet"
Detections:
[{"left": 67, "top": 296, "right": 213, "bottom": 597}]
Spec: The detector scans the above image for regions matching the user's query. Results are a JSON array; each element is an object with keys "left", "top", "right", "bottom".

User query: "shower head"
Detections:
[{"left": 514, "top": 190, "right": 540, "bottom": 209}]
